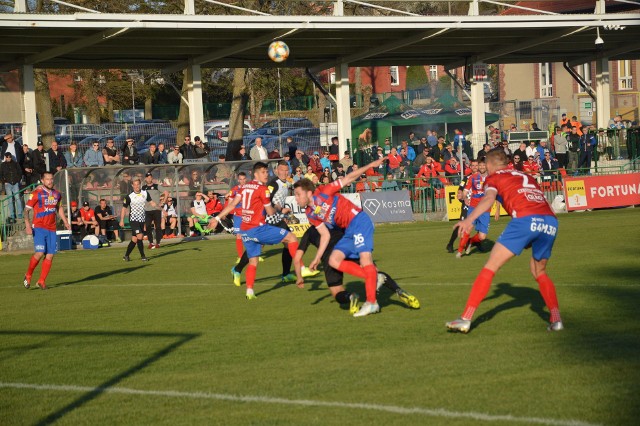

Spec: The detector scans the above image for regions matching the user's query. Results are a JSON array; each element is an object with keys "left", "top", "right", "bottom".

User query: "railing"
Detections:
[{"left": 0, "top": 183, "right": 38, "bottom": 247}]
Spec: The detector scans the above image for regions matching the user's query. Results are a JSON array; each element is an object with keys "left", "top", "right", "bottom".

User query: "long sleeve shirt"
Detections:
[{"left": 84, "top": 148, "right": 104, "bottom": 167}]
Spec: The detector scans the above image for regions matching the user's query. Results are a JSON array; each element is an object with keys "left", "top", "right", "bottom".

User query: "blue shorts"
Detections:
[
  {"left": 497, "top": 215, "right": 558, "bottom": 261},
  {"left": 334, "top": 212, "right": 374, "bottom": 259},
  {"left": 467, "top": 206, "right": 490, "bottom": 235},
  {"left": 241, "top": 225, "right": 289, "bottom": 258},
  {"left": 33, "top": 228, "right": 57, "bottom": 255},
  {"left": 232, "top": 215, "right": 242, "bottom": 234}
]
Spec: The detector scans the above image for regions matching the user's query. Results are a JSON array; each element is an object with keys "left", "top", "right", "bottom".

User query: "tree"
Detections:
[{"left": 406, "top": 66, "right": 429, "bottom": 91}]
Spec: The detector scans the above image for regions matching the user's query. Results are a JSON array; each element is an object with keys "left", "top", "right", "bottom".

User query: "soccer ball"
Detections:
[{"left": 268, "top": 41, "right": 290, "bottom": 63}]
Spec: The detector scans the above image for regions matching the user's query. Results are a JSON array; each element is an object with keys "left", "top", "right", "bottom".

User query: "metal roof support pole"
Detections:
[
  {"left": 595, "top": 58, "right": 611, "bottom": 129},
  {"left": 187, "top": 64, "right": 206, "bottom": 142},
  {"left": 184, "top": 0, "right": 195, "bottom": 15},
  {"left": 335, "top": 62, "right": 352, "bottom": 156},
  {"left": 14, "top": 1, "right": 26, "bottom": 13},
  {"left": 468, "top": 0, "right": 485, "bottom": 157},
  {"left": 20, "top": 64, "right": 38, "bottom": 148}
]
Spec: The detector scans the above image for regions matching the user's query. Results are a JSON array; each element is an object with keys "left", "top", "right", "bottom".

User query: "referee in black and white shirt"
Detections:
[
  {"left": 142, "top": 172, "right": 167, "bottom": 249},
  {"left": 120, "top": 178, "right": 155, "bottom": 262},
  {"left": 234, "top": 160, "right": 300, "bottom": 282}
]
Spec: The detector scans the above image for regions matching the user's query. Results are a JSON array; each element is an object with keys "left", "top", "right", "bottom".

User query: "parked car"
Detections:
[
  {"left": 55, "top": 124, "right": 108, "bottom": 139},
  {"left": 243, "top": 117, "right": 313, "bottom": 146},
  {"left": 258, "top": 127, "right": 321, "bottom": 156},
  {"left": 205, "top": 119, "right": 253, "bottom": 142},
  {"left": 113, "top": 122, "right": 174, "bottom": 148},
  {"left": 75, "top": 134, "right": 118, "bottom": 152},
  {"left": 137, "top": 129, "right": 178, "bottom": 155}
]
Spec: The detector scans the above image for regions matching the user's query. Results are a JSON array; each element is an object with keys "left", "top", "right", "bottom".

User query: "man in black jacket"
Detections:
[
  {"left": 0, "top": 152, "right": 24, "bottom": 221},
  {"left": 31, "top": 141, "right": 47, "bottom": 184},
  {"left": 1, "top": 133, "right": 24, "bottom": 166},
  {"left": 47, "top": 141, "right": 67, "bottom": 174}
]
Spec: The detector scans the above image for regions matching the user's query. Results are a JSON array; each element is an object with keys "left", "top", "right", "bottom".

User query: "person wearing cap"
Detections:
[
  {"left": 340, "top": 150, "right": 353, "bottom": 170},
  {"left": 84, "top": 140, "right": 105, "bottom": 167},
  {"left": 121, "top": 138, "right": 139, "bottom": 165},
  {"left": 142, "top": 172, "right": 168, "bottom": 249},
  {"left": 168, "top": 145, "right": 183, "bottom": 164},
  {"left": 250, "top": 137, "right": 268, "bottom": 161},
  {"left": 79, "top": 201, "right": 99, "bottom": 236},
  {"left": 31, "top": 140, "right": 47, "bottom": 183},
  {"left": 308, "top": 151, "right": 323, "bottom": 178},
  {"left": 69, "top": 201, "right": 85, "bottom": 243},
  {"left": 320, "top": 151, "right": 331, "bottom": 171},
  {"left": 193, "top": 136, "right": 209, "bottom": 160},
  {"left": 0, "top": 151, "right": 24, "bottom": 222}
]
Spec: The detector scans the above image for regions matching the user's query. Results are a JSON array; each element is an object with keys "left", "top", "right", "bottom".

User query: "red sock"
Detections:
[
  {"left": 287, "top": 241, "right": 299, "bottom": 259},
  {"left": 235, "top": 239, "right": 244, "bottom": 257},
  {"left": 363, "top": 264, "right": 378, "bottom": 303},
  {"left": 337, "top": 260, "right": 366, "bottom": 278},
  {"left": 38, "top": 258, "right": 53, "bottom": 285},
  {"left": 462, "top": 268, "right": 495, "bottom": 320},
  {"left": 246, "top": 265, "right": 257, "bottom": 290},
  {"left": 26, "top": 255, "right": 40, "bottom": 279},
  {"left": 458, "top": 232, "right": 470, "bottom": 253},
  {"left": 537, "top": 273, "right": 562, "bottom": 323},
  {"left": 470, "top": 233, "right": 482, "bottom": 245}
]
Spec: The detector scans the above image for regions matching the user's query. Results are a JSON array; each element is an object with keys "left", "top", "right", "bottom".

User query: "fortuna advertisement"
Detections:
[{"left": 563, "top": 173, "right": 640, "bottom": 211}]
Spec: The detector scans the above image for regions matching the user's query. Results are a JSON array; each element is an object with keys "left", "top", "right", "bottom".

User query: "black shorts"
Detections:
[
  {"left": 299, "top": 226, "right": 346, "bottom": 287},
  {"left": 98, "top": 218, "right": 118, "bottom": 230},
  {"left": 130, "top": 221, "right": 145, "bottom": 236}
]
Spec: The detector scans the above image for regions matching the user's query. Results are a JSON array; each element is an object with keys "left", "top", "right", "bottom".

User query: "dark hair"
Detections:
[
  {"left": 252, "top": 161, "right": 268, "bottom": 173},
  {"left": 218, "top": 154, "right": 225, "bottom": 160},
  {"left": 293, "top": 178, "right": 315, "bottom": 192},
  {"left": 277, "top": 160, "right": 289, "bottom": 168},
  {"left": 237, "top": 172, "right": 246, "bottom": 177}
]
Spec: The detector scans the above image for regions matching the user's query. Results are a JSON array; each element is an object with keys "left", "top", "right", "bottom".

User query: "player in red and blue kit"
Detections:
[
  {"left": 224, "top": 171, "right": 247, "bottom": 260},
  {"left": 211, "top": 162, "right": 299, "bottom": 300},
  {"left": 22, "top": 172, "right": 71, "bottom": 290},
  {"left": 446, "top": 150, "right": 563, "bottom": 333},
  {"left": 293, "top": 157, "right": 385, "bottom": 317},
  {"left": 456, "top": 159, "right": 494, "bottom": 257}
]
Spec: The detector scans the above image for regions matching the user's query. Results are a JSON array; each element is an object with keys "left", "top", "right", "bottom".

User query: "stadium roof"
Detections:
[{"left": 0, "top": 11, "right": 639, "bottom": 73}]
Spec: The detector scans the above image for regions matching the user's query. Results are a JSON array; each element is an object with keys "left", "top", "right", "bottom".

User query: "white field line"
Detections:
[
  {"left": 0, "top": 382, "right": 600, "bottom": 426},
  {"left": 0, "top": 282, "right": 638, "bottom": 289}
]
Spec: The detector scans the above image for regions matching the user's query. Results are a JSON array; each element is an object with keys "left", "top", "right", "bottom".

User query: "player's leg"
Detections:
[
  {"left": 376, "top": 271, "right": 420, "bottom": 309},
  {"left": 456, "top": 205, "right": 473, "bottom": 257},
  {"left": 242, "top": 231, "right": 263, "bottom": 299},
  {"left": 446, "top": 243, "right": 514, "bottom": 332},
  {"left": 24, "top": 228, "right": 46, "bottom": 288},
  {"left": 153, "top": 211, "right": 163, "bottom": 246},
  {"left": 468, "top": 212, "right": 490, "bottom": 252},
  {"left": 528, "top": 217, "right": 562, "bottom": 330},
  {"left": 447, "top": 205, "right": 467, "bottom": 252},
  {"left": 36, "top": 252, "right": 55, "bottom": 290}
]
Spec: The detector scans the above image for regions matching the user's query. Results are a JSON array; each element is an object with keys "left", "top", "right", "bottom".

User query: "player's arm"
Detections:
[
  {"left": 58, "top": 204, "right": 71, "bottom": 230},
  {"left": 339, "top": 157, "right": 384, "bottom": 188},
  {"left": 455, "top": 189, "right": 497, "bottom": 236},
  {"left": 310, "top": 223, "right": 331, "bottom": 271},
  {"left": 493, "top": 201, "right": 501, "bottom": 221},
  {"left": 119, "top": 197, "right": 129, "bottom": 227},
  {"left": 23, "top": 205, "right": 34, "bottom": 235},
  {"left": 209, "top": 194, "right": 240, "bottom": 226}
]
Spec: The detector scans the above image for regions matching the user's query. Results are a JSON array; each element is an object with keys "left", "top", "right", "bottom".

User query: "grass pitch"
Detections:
[{"left": 1, "top": 208, "right": 639, "bottom": 425}]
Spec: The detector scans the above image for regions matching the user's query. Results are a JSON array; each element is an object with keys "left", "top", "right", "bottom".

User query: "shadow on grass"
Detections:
[
  {"left": 472, "top": 283, "right": 548, "bottom": 331},
  {"left": 0, "top": 330, "right": 199, "bottom": 425}
]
